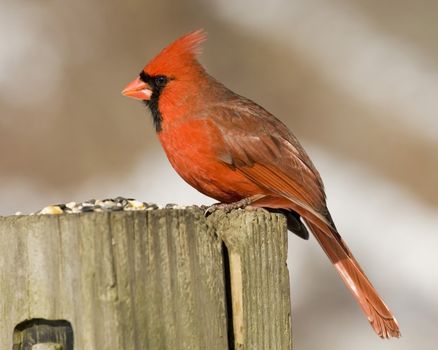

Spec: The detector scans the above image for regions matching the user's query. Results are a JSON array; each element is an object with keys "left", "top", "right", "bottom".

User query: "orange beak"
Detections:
[{"left": 122, "top": 77, "right": 153, "bottom": 100}]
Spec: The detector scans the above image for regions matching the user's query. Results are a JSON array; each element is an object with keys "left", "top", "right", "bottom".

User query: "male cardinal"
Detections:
[{"left": 122, "top": 29, "right": 400, "bottom": 338}]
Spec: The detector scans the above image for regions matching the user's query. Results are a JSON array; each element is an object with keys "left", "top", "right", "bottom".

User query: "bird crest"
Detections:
[{"left": 144, "top": 29, "right": 207, "bottom": 77}]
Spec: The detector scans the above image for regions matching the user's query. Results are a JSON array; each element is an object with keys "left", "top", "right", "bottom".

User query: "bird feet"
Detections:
[{"left": 204, "top": 194, "right": 266, "bottom": 216}]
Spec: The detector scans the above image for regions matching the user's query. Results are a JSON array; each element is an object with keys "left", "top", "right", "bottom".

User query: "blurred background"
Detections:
[{"left": 1, "top": 0, "right": 437, "bottom": 348}]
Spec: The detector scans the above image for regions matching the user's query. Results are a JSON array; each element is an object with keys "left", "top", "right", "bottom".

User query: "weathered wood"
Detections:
[
  {"left": 210, "top": 210, "right": 292, "bottom": 349},
  {"left": 0, "top": 208, "right": 292, "bottom": 349}
]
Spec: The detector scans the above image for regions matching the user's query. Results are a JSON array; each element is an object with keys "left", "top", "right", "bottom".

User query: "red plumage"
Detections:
[{"left": 122, "top": 29, "right": 400, "bottom": 338}]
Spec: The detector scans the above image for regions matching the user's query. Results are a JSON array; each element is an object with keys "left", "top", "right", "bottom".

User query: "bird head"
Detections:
[
  {"left": 122, "top": 29, "right": 208, "bottom": 131},
  {"left": 122, "top": 29, "right": 207, "bottom": 102}
]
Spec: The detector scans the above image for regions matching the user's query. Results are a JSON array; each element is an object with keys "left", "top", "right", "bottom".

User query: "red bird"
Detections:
[{"left": 122, "top": 29, "right": 400, "bottom": 338}]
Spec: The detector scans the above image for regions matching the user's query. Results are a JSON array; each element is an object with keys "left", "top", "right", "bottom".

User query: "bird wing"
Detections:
[
  {"left": 207, "top": 98, "right": 332, "bottom": 231},
  {"left": 207, "top": 98, "right": 400, "bottom": 338}
]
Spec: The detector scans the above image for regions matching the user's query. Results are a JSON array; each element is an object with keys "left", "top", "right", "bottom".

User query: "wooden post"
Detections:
[{"left": 0, "top": 208, "right": 292, "bottom": 349}]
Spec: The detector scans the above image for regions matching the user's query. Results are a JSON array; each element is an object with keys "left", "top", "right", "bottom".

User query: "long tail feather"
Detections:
[{"left": 304, "top": 220, "right": 401, "bottom": 338}]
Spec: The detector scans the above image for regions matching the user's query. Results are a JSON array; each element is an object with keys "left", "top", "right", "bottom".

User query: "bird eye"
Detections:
[{"left": 154, "top": 75, "right": 168, "bottom": 88}]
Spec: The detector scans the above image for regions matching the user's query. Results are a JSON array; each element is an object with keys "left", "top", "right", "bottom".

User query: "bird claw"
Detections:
[
  {"left": 204, "top": 203, "right": 235, "bottom": 216},
  {"left": 203, "top": 195, "right": 266, "bottom": 216}
]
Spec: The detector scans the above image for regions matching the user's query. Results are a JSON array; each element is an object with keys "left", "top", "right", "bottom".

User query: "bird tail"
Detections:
[{"left": 304, "top": 219, "right": 401, "bottom": 338}]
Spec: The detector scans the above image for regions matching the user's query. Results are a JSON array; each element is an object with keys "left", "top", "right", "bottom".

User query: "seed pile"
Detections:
[{"left": 25, "top": 197, "right": 184, "bottom": 216}]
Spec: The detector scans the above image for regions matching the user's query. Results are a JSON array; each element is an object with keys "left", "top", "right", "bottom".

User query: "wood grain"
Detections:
[
  {"left": 0, "top": 208, "right": 291, "bottom": 349},
  {"left": 210, "top": 210, "right": 292, "bottom": 350}
]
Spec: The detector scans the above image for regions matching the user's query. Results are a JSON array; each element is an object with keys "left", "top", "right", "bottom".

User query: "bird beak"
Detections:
[{"left": 122, "top": 77, "right": 152, "bottom": 100}]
